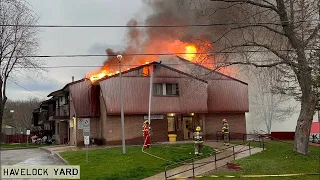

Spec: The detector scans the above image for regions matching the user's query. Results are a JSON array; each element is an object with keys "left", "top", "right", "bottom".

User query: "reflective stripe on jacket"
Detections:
[{"left": 222, "top": 123, "right": 229, "bottom": 133}]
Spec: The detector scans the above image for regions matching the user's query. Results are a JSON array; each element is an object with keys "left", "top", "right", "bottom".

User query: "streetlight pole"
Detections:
[
  {"left": 117, "top": 55, "right": 126, "bottom": 154},
  {"left": 9, "top": 110, "right": 20, "bottom": 144}
]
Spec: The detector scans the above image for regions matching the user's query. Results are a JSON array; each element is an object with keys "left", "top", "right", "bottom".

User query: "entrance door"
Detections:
[{"left": 183, "top": 117, "right": 193, "bottom": 140}]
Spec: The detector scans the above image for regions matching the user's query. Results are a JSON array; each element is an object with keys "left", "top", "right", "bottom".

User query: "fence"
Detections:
[
  {"left": 5, "top": 135, "right": 31, "bottom": 143},
  {"left": 164, "top": 134, "right": 265, "bottom": 179},
  {"left": 215, "top": 131, "right": 267, "bottom": 143}
]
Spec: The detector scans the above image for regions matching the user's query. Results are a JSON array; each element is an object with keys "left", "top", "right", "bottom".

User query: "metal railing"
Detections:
[
  {"left": 164, "top": 133, "right": 265, "bottom": 180},
  {"left": 55, "top": 105, "right": 69, "bottom": 117},
  {"left": 215, "top": 131, "right": 265, "bottom": 143},
  {"left": 310, "top": 134, "right": 320, "bottom": 143}
]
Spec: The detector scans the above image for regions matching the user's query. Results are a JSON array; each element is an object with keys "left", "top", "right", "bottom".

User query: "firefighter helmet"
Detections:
[
  {"left": 196, "top": 126, "right": 201, "bottom": 131},
  {"left": 222, "top": 119, "right": 227, "bottom": 123},
  {"left": 144, "top": 120, "right": 149, "bottom": 124}
]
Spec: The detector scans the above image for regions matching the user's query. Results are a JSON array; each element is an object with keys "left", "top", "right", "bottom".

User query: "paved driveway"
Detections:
[
  {"left": 1, "top": 148, "right": 63, "bottom": 165},
  {"left": 1, "top": 148, "right": 64, "bottom": 180}
]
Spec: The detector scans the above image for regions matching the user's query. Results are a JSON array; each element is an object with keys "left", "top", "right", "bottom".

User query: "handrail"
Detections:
[{"left": 164, "top": 132, "right": 265, "bottom": 179}]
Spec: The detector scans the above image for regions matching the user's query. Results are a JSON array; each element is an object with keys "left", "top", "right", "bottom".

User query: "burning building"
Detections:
[
  {"left": 36, "top": 55, "right": 248, "bottom": 146},
  {"left": 33, "top": 1, "right": 248, "bottom": 146}
]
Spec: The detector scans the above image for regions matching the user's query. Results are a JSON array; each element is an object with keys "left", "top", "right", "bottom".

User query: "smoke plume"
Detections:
[{"left": 98, "top": 0, "right": 213, "bottom": 73}]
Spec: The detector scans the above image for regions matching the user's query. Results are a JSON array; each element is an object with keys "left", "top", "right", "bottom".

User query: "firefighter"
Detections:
[
  {"left": 222, "top": 119, "right": 230, "bottom": 146},
  {"left": 142, "top": 120, "right": 151, "bottom": 149},
  {"left": 193, "top": 126, "right": 203, "bottom": 156}
]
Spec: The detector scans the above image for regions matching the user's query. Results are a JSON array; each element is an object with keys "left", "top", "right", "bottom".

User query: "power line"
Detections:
[
  {"left": 3, "top": 48, "right": 320, "bottom": 59},
  {"left": 0, "top": 20, "right": 319, "bottom": 28},
  {"left": 12, "top": 60, "right": 286, "bottom": 69},
  {"left": 9, "top": 79, "right": 46, "bottom": 98}
]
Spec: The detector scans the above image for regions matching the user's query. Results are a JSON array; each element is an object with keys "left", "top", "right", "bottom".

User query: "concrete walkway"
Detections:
[
  {"left": 40, "top": 145, "right": 78, "bottom": 154},
  {"left": 143, "top": 142, "right": 264, "bottom": 180}
]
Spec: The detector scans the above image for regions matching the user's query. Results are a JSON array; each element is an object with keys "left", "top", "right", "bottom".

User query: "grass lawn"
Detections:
[
  {"left": 0, "top": 143, "right": 49, "bottom": 149},
  {"left": 200, "top": 141, "right": 320, "bottom": 180},
  {"left": 60, "top": 143, "right": 213, "bottom": 180}
]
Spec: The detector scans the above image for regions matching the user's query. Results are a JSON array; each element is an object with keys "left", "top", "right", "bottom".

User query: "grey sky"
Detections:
[
  {"left": 6, "top": 0, "right": 319, "bottom": 132},
  {"left": 8, "top": 0, "right": 143, "bottom": 100}
]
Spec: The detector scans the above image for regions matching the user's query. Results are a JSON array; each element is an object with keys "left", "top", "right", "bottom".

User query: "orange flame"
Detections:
[
  {"left": 184, "top": 45, "right": 197, "bottom": 60},
  {"left": 87, "top": 41, "right": 213, "bottom": 82}
]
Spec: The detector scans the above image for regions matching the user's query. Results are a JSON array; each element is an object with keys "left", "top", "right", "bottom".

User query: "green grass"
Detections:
[
  {"left": 60, "top": 143, "right": 213, "bottom": 180},
  {"left": 200, "top": 141, "right": 320, "bottom": 180},
  {"left": 0, "top": 143, "right": 49, "bottom": 149}
]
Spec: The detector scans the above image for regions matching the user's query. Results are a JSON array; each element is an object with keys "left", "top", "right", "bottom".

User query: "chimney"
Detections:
[{"left": 72, "top": 76, "right": 74, "bottom": 82}]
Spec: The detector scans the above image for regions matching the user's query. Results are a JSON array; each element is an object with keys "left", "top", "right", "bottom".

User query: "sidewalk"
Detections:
[
  {"left": 40, "top": 145, "right": 78, "bottom": 154},
  {"left": 143, "top": 142, "right": 264, "bottom": 180}
]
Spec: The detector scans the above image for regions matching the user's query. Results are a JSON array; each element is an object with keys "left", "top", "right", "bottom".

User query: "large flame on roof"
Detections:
[{"left": 87, "top": 41, "right": 212, "bottom": 82}]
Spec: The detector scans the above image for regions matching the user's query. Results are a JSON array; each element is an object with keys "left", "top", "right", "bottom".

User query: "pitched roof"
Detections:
[
  {"left": 47, "top": 78, "right": 87, "bottom": 97},
  {"left": 94, "top": 61, "right": 208, "bottom": 84},
  {"left": 174, "top": 56, "right": 248, "bottom": 85}
]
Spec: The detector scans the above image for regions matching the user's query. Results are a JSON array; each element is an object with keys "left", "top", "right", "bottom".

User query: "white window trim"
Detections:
[{"left": 162, "top": 83, "right": 167, "bottom": 95}]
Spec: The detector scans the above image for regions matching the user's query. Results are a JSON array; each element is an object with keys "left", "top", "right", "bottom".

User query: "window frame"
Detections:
[{"left": 153, "top": 83, "right": 179, "bottom": 96}]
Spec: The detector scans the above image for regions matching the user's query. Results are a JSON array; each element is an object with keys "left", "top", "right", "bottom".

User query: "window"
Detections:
[
  {"left": 166, "top": 84, "right": 178, "bottom": 95},
  {"left": 168, "top": 116, "right": 176, "bottom": 131},
  {"left": 138, "top": 67, "right": 149, "bottom": 76},
  {"left": 153, "top": 83, "right": 179, "bottom": 96},
  {"left": 153, "top": 83, "right": 163, "bottom": 95}
]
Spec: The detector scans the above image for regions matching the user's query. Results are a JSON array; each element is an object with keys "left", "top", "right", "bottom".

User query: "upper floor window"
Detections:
[
  {"left": 138, "top": 67, "right": 149, "bottom": 76},
  {"left": 153, "top": 83, "right": 179, "bottom": 96}
]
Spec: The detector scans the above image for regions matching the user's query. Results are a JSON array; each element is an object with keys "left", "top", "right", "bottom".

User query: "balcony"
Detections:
[{"left": 54, "top": 105, "right": 69, "bottom": 120}]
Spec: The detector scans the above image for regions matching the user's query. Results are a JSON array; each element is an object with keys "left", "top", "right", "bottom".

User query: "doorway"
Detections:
[{"left": 183, "top": 117, "right": 193, "bottom": 140}]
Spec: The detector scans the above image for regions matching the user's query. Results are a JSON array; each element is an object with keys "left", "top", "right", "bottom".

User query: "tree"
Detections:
[
  {"left": 4, "top": 97, "right": 41, "bottom": 132},
  {"left": 0, "top": 0, "right": 40, "bottom": 134},
  {"left": 187, "top": 0, "right": 319, "bottom": 154},
  {"left": 247, "top": 67, "right": 296, "bottom": 134}
]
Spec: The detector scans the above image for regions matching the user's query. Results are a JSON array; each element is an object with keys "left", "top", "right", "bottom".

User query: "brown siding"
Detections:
[
  {"left": 204, "top": 113, "right": 246, "bottom": 140},
  {"left": 99, "top": 65, "right": 208, "bottom": 114},
  {"left": 161, "top": 57, "right": 249, "bottom": 112},
  {"left": 69, "top": 80, "right": 100, "bottom": 117},
  {"left": 59, "top": 121, "right": 68, "bottom": 144},
  {"left": 208, "top": 80, "right": 249, "bottom": 112}
]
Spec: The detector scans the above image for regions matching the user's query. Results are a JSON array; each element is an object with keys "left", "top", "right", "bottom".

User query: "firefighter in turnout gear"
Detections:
[
  {"left": 143, "top": 121, "right": 151, "bottom": 149},
  {"left": 193, "top": 126, "right": 203, "bottom": 156},
  {"left": 222, "top": 119, "right": 230, "bottom": 146}
]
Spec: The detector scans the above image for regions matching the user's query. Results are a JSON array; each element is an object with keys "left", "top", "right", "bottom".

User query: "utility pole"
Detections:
[{"left": 117, "top": 55, "right": 126, "bottom": 154}]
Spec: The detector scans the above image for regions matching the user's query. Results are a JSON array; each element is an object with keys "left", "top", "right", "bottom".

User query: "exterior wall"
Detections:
[
  {"left": 69, "top": 80, "right": 100, "bottom": 117},
  {"left": 69, "top": 98, "right": 77, "bottom": 146},
  {"left": 100, "top": 92, "right": 108, "bottom": 145},
  {"left": 204, "top": 113, "right": 246, "bottom": 140},
  {"left": 102, "top": 115, "right": 168, "bottom": 145},
  {"left": 160, "top": 57, "right": 249, "bottom": 113},
  {"left": 75, "top": 118, "right": 101, "bottom": 146},
  {"left": 59, "top": 121, "right": 68, "bottom": 144},
  {"left": 99, "top": 65, "right": 208, "bottom": 114},
  {"left": 208, "top": 80, "right": 249, "bottom": 112},
  {"left": 54, "top": 120, "right": 60, "bottom": 144}
]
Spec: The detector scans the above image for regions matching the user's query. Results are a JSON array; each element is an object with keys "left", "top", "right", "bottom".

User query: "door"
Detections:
[{"left": 183, "top": 117, "right": 193, "bottom": 140}]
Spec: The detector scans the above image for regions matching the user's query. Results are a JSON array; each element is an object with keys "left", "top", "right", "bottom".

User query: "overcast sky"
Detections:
[
  {"left": 7, "top": 0, "right": 144, "bottom": 100},
  {"left": 6, "top": 0, "right": 318, "bottom": 131}
]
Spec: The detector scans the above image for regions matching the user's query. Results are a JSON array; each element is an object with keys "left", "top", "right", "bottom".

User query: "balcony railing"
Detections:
[{"left": 55, "top": 104, "right": 69, "bottom": 118}]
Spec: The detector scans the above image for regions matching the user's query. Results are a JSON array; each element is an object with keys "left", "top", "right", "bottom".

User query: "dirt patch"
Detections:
[{"left": 202, "top": 163, "right": 244, "bottom": 176}]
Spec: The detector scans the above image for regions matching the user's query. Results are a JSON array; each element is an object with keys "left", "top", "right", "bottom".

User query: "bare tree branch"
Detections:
[{"left": 210, "top": 0, "right": 279, "bottom": 12}]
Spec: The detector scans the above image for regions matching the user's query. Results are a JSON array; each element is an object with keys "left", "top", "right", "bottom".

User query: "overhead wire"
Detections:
[
  {"left": 0, "top": 19, "right": 319, "bottom": 28},
  {"left": 11, "top": 60, "right": 286, "bottom": 69},
  {"left": 8, "top": 79, "right": 47, "bottom": 98},
  {"left": 3, "top": 48, "right": 320, "bottom": 59}
]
